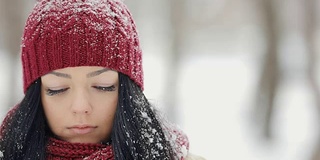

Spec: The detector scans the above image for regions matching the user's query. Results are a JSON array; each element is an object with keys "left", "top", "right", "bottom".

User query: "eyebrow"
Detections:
[
  {"left": 49, "top": 72, "right": 71, "bottom": 79},
  {"left": 86, "top": 68, "right": 110, "bottom": 78},
  {"left": 49, "top": 68, "right": 110, "bottom": 79}
]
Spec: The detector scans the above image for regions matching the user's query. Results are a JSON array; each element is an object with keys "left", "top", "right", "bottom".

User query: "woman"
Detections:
[{"left": 0, "top": 0, "right": 204, "bottom": 159}]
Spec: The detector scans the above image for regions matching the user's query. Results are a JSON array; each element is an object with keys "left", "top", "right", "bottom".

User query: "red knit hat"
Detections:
[{"left": 21, "top": 0, "right": 143, "bottom": 93}]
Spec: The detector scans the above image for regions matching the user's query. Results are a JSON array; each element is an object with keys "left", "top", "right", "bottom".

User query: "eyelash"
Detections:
[
  {"left": 46, "top": 85, "right": 116, "bottom": 96},
  {"left": 46, "top": 88, "right": 69, "bottom": 96},
  {"left": 92, "top": 85, "right": 116, "bottom": 92}
]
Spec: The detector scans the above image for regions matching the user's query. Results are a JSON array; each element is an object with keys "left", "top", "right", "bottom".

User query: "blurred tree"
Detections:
[
  {"left": 304, "top": 0, "right": 320, "bottom": 159},
  {"left": 253, "top": 0, "right": 320, "bottom": 159},
  {"left": 253, "top": 0, "right": 280, "bottom": 139},
  {"left": 0, "top": 0, "right": 26, "bottom": 109},
  {"left": 163, "top": 0, "right": 187, "bottom": 123}
]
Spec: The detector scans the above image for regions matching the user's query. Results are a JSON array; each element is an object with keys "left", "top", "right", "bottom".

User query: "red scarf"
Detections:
[{"left": 46, "top": 138, "right": 114, "bottom": 160}]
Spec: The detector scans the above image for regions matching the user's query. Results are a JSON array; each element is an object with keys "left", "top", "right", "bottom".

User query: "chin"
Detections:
[{"left": 65, "top": 137, "right": 101, "bottom": 144}]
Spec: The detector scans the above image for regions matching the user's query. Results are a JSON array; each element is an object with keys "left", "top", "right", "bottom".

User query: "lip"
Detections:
[{"left": 68, "top": 125, "right": 97, "bottom": 135}]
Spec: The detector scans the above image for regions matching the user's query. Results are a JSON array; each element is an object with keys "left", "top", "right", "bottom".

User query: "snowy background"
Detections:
[{"left": 1, "top": 0, "right": 320, "bottom": 159}]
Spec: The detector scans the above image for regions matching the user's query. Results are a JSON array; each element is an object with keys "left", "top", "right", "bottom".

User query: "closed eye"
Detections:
[
  {"left": 46, "top": 88, "right": 69, "bottom": 96},
  {"left": 92, "top": 85, "right": 116, "bottom": 92}
]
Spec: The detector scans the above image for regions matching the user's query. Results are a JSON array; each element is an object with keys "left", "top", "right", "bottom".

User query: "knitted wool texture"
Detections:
[
  {"left": 45, "top": 127, "right": 189, "bottom": 160},
  {"left": 46, "top": 137, "right": 114, "bottom": 159},
  {"left": 46, "top": 125, "right": 189, "bottom": 159},
  {"left": 21, "top": 0, "right": 143, "bottom": 93}
]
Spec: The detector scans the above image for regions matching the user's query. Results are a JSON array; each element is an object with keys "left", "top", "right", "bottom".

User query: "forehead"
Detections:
[
  {"left": 41, "top": 66, "right": 119, "bottom": 81},
  {"left": 53, "top": 66, "right": 107, "bottom": 72}
]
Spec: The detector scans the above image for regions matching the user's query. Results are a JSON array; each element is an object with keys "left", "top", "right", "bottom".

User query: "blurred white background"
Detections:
[{"left": 1, "top": 0, "right": 320, "bottom": 159}]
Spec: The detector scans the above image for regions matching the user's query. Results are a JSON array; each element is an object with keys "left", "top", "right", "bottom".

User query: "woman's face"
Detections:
[{"left": 41, "top": 66, "right": 118, "bottom": 144}]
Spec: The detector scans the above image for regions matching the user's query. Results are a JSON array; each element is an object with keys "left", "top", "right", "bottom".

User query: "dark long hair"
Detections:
[
  {"left": 0, "top": 79, "right": 47, "bottom": 159},
  {"left": 0, "top": 73, "right": 174, "bottom": 159},
  {"left": 112, "top": 73, "right": 174, "bottom": 159}
]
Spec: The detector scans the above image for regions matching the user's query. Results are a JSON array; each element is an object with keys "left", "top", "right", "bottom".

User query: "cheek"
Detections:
[
  {"left": 93, "top": 93, "right": 118, "bottom": 112},
  {"left": 41, "top": 96, "right": 70, "bottom": 132},
  {"left": 91, "top": 93, "right": 118, "bottom": 123},
  {"left": 91, "top": 88, "right": 118, "bottom": 106},
  {"left": 90, "top": 93, "right": 118, "bottom": 140}
]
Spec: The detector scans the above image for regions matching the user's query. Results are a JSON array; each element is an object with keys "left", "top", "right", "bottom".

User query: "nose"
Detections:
[{"left": 70, "top": 89, "right": 92, "bottom": 114}]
